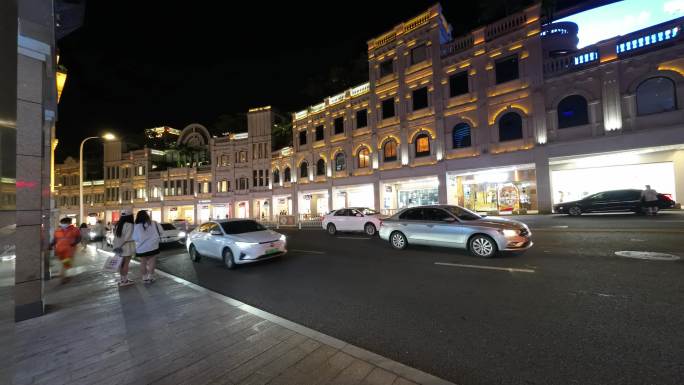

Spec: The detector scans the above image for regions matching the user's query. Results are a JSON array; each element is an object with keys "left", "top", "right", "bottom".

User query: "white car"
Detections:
[
  {"left": 322, "top": 207, "right": 385, "bottom": 236},
  {"left": 186, "top": 219, "right": 286, "bottom": 269},
  {"left": 106, "top": 222, "right": 186, "bottom": 247}
]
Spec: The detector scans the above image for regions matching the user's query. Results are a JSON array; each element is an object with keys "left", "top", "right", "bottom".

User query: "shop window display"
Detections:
[{"left": 449, "top": 168, "right": 537, "bottom": 213}]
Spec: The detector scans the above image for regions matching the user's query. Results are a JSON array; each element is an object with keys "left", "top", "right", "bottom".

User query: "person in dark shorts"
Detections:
[{"left": 132, "top": 210, "right": 163, "bottom": 283}]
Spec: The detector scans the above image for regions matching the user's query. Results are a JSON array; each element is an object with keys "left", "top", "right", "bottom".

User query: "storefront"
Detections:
[
  {"left": 212, "top": 204, "right": 228, "bottom": 220},
  {"left": 164, "top": 205, "right": 195, "bottom": 224},
  {"left": 197, "top": 202, "right": 211, "bottom": 223},
  {"left": 332, "top": 184, "right": 374, "bottom": 210},
  {"left": 273, "top": 195, "right": 292, "bottom": 216},
  {"left": 235, "top": 201, "right": 249, "bottom": 218},
  {"left": 550, "top": 148, "right": 682, "bottom": 204},
  {"left": 298, "top": 190, "right": 329, "bottom": 218},
  {"left": 253, "top": 198, "right": 271, "bottom": 220},
  {"left": 380, "top": 176, "right": 439, "bottom": 215},
  {"left": 447, "top": 165, "right": 538, "bottom": 214}
]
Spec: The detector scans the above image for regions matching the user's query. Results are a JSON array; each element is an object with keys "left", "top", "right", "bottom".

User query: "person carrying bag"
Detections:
[
  {"left": 132, "top": 210, "right": 163, "bottom": 284},
  {"left": 112, "top": 211, "right": 136, "bottom": 286}
]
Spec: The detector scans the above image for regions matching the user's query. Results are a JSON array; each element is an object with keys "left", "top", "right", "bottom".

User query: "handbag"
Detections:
[{"left": 103, "top": 248, "right": 123, "bottom": 272}]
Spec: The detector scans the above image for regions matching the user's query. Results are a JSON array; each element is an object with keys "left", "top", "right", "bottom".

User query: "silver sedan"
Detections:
[{"left": 378, "top": 205, "right": 532, "bottom": 258}]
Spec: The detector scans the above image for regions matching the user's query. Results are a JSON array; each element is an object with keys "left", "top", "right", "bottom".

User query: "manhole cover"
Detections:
[{"left": 614, "top": 251, "right": 681, "bottom": 261}]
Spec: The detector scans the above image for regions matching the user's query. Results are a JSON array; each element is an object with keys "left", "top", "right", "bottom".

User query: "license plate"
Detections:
[{"left": 266, "top": 248, "right": 280, "bottom": 255}]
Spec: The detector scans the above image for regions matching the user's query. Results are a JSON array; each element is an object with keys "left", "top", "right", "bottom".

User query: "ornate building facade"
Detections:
[{"left": 54, "top": 3, "right": 684, "bottom": 224}]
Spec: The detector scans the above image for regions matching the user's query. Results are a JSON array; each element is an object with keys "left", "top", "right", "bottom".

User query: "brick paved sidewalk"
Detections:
[{"left": 12, "top": 248, "right": 454, "bottom": 385}]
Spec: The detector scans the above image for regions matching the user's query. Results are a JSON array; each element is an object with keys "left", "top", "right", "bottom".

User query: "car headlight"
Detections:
[
  {"left": 235, "top": 241, "right": 258, "bottom": 249},
  {"left": 178, "top": 231, "right": 186, "bottom": 238},
  {"left": 279, "top": 234, "right": 286, "bottom": 241},
  {"left": 501, "top": 229, "right": 519, "bottom": 237}
]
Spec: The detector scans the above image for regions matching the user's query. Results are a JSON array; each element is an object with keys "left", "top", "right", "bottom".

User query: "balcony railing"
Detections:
[
  {"left": 440, "top": 34, "right": 474, "bottom": 58},
  {"left": 616, "top": 19, "right": 682, "bottom": 56},
  {"left": 485, "top": 12, "right": 528, "bottom": 41},
  {"left": 543, "top": 46, "right": 600, "bottom": 76}
]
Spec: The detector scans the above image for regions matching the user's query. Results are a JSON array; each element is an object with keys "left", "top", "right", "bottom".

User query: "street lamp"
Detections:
[{"left": 80, "top": 133, "right": 116, "bottom": 224}]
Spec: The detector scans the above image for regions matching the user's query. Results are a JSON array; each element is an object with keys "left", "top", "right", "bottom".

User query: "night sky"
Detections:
[{"left": 55, "top": 0, "right": 591, "bottom": 163}]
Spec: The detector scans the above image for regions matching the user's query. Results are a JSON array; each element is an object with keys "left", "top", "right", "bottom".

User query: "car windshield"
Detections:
[
  {"left": 356, "top": 208, "right": 379, "bottom": 215},
  {"left": 160, "top": 223, "right": 176, "bottom": 231},
  {"left": 220, "top": 220, "right": 266, "bottom": 234},
  {"left": 443, "top": 205, "right": 482, "bottom": 221}
]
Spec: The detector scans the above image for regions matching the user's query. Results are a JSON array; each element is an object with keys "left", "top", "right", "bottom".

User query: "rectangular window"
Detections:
[
  {"left": 333, "top": 117, "right": 344, "bottom": 135},
  {"left": 163, "top": 181, "right": 168, "bottom": 196},
  {"left": 355, "top": 109, "right": 367, "bottom": 129},
  {"left": 265, "top": 169, "right": 269, "bottom": 186},
  {"left": 253, "top": 170, "right": 258, "bottom": 187},
  {"left": 315, "top": 125, "right": 324, "bottom": 141},
  {"left": 382, "top": 99, "right": 395, "bottom": 119},
  {"left": 299, "top": 130, "right": 307, "bottom": 145},
  {"left": 190, "top": 178, "right": 194, "bottom": 195},
  {"left": 379, "top": 59, "right": 393, "bottom": 77},
  {"left": 449, "top": 71, "right": 469, "bottom": 97},
  {"left": 410, "top": 44, "right": 427, "bottom": 65},
  {"left": 412, "top": 87, "right": 429, "bottom": 111},
  {"left": 259, "top": 170, "right": 264, "bottom": 186},
  {"left": 495, "top": 54, "right": 519, "bottom": 84},
  {"left": 183, "top": 179, "right": 187, "bottom": 195}
]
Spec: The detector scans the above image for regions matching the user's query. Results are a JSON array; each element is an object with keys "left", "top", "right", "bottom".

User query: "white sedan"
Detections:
[
  {"left": 106, "top": 222, "right": 186, "bottom": 247},
  {"left": 186, "top": 219, "right": 286, "bottom": 269},
  {"left": 322, "top": 207, "right": 385, "bottom": 236}
]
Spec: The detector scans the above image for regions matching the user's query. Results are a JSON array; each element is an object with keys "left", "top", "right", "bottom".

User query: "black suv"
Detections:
[{"left": 553, "top": 189, "right": 675, "bottom": 216}]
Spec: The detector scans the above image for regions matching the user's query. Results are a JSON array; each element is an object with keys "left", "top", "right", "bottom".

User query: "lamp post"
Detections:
[{"left": 79, "top": 133, "right": 115, "bottom": 224}]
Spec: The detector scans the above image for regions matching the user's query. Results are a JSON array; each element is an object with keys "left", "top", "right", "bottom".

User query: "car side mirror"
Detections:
[
  {"left": 210, "top": 229, "right": 222, "bottom": 236},
  {"left": 443, "top": 217, "right": 456, "bottom": 223}
]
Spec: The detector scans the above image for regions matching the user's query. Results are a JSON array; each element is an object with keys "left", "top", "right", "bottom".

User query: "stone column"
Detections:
[
  {"left": 373, "top": 178, "right": 381, "bottom": 212},
  {"left": 15, "top": 0, "right": 57, "bottom": 321},
  {"left": 534, "top": 147, "right": 552, "bottom": 214}
]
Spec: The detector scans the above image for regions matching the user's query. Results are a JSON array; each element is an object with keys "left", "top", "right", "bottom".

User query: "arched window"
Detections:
[
  {"left": 273, "top": 169, "right": 280, "bottom": 184},
  {"left": 557, "top": 95, "right": 589, "bottom": 128},
  {"left": 452, "top": 123, "right": 472, "bottom": 149},
  {"left": 316, "top": 159, "right": 326, "bottom": 176},
  {"left": 357, "top": 148, "right": 370, "bottom": 168},
  {"left": 300, "top": 162, "right": 308, "bottom": 178},
  {"left": 498, "top": 112, "right": 523, "bottom": 142},
  {"left": 335, "top": 153, "right": 346, "bottom": 171},
  {"left": 636, "top": 77, "right": 676, "bottom": 116},
  {"left": 415, "top": 133, "right": 430, "bottom": 157},
  {"left": 383, "top": 139, "right": 397, "bottom": 162},
  {"left": 284, "top": 167, "right": 291, "bottom": 182}
]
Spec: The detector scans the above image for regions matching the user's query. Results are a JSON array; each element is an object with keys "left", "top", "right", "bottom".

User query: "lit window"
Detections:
[
  {"left": 358, "top": 148, "right": 370, "bottom": 168},
  {"left": 415, "top": 134, "right": 430, "bottom": 157},
  {"left": 383, "top": 140, "right": 397, "bottom": 162}
]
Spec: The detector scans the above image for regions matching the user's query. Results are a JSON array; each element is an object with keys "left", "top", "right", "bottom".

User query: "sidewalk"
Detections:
[{"left": 12, "top": 247, "right": 454, "bottom": 385}]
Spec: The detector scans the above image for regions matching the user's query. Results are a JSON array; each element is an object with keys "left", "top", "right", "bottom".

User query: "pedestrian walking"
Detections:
[
  {"left": 51, "top": 217, "right": 81, "bottom": 284},
  {"left": 132, "top": 210, "right": 163, "bottom": 284},
  {"left": 94, "top": 220, "right": 106, "bottom": 249},
  {"left": 640, "top": 184, "right": 659, "bottom": 216},
  {"left": 79, "top": 223, "right": 89, "bottom": 250},
  {"left": 112, "top": 211, "right": 135, "bottom": 287}
]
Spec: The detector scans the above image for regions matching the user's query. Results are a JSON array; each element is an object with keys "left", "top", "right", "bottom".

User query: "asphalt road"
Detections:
[{"left": 152, "top": 212, "right": 684, "bottom": 385}]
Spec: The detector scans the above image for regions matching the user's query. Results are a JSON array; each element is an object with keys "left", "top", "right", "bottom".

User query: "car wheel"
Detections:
[
  {"left": 364, "top": 223, "right": 377, "bottom": 236},
  {"left": 189, "top": 244, "right": 201, "bottom": 262},
  {"left": 223, "top": 248, "right": 236, "bottom": 270},
  {"left": 568, "top": 206, "right": 582, "bottom": 216},
  {"left": 327, "top": 223, "right": 337, "bottom": 236},
  {"left": 469, "top": 235, "right": 497, "bottom": 258},
  {"left": 389, "top": 231, "right": 408, "bottom": 250}
]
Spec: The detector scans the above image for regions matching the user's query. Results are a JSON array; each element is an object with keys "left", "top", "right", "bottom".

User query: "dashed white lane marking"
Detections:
[
  {"left": 290, "top": 249, "right": 326, "bottom": 254},
  {"left": 336, "top": 237, "right": 371, "bottom": 240},
  {"left": 435, "top": 262, "right": 536, "bottom": 273},
  {"left": 614, "top": 251, "right": 681, "bottom": 261},
  {"left": 630, "top": 238, "right": 646, "bottom": 242}
]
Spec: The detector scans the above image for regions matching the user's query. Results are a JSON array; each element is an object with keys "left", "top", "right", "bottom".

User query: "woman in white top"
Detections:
[
  {"left": 112, "top": 211, "right": 135, "bottom": 286},
  {"left": 132, "top": 210, "right": 163, "bottom": 283}
]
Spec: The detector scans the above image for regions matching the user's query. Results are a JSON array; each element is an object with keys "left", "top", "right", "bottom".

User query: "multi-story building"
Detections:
[{"left": 54, "top": 3, "right": 684, "bottom": 224}]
